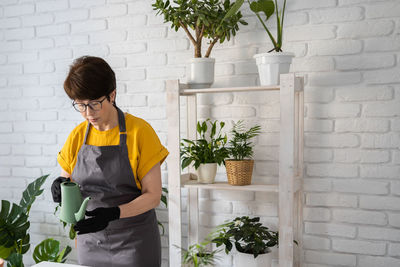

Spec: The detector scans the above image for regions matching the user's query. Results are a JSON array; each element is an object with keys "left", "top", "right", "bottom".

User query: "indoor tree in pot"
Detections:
[
  {"left": 180, "top": 119, "right": 229, "bottom": 183},
  {"left": 227, "top": 0, "right": 293, "bottom": 85},
  {"left": 153, "top": 0, "right": 247, "bottom": 88},
  {"left": 225, "top": 120, "right": 261, "bottom": 185},
  {"left": 211, "top": 216, "right": 278, "bottom": 267},
  {"left": 0, "top": 175, "right": 71, "bottom": 267}
]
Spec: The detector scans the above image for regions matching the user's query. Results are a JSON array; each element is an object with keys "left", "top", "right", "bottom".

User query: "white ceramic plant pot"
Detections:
[
  {"left": 254, "top": 52, "right": 294, "bottom": 85},
  {"left": 234, "top": 252, "right": 272, "bottom": 267},
  {"left": 196, "top": 163, "right": 218, "bottom": 184},
  {"left": 187, "top": 57, "right": 215, "bottom": 89}
]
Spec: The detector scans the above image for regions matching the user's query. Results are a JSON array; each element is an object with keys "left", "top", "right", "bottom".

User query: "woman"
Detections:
[{"left": 51, "top": 56, "right": 168, "bottom": 267}]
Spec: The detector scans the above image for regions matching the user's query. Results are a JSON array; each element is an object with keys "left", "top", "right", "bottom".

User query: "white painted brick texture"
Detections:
[{"left": 0, "top": 0, "right": 399, "bottom": 266}]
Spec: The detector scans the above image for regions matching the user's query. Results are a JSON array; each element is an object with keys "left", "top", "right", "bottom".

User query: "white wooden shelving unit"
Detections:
[{"left": 166, "top": 73, "right": 304, "bottom": 267}]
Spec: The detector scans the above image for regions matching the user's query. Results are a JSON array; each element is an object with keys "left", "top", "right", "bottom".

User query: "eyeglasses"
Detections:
[{"left": 72, "top": 97, "right": 107, "bottom": 112}]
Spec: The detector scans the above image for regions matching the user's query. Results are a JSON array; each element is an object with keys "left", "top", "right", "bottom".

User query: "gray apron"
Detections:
[{"left": 72, "top": 107, "right": 161, "bottom": 267}]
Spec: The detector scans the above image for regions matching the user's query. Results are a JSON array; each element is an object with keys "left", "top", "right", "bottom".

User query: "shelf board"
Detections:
[
  {"left": 179, "top": 85, "right": 280, "bottom": 95},
  {"left": 183, "top": 180, "right": 279, "bottom": 192},
  {"left": 181, "top": 173, "right": 302, "bottom": 193}
]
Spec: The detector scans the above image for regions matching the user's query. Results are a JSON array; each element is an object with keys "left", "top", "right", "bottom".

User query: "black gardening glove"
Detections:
[
  {"left": 51, "top": 176, "right": 70, "bottom": 203},
  {"left": 74, "top": 207, "right": 120, "bottom": 235}
]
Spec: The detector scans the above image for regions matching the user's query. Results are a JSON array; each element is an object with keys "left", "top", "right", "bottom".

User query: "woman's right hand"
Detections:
[{"left": 51, "top": 176, "right": 70, "bottom": 203}]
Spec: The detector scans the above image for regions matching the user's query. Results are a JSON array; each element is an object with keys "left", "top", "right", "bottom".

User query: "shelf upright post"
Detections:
[
  {"left": 279, "top": 73, "right": 296, "bottom": 267},
  {"left": 295, "top": 77, "right": 304, "bottom": 267},
  {"left": 186, "top": 93, "right": 199, "bottom": 246},
  {"left": 166, "top": 80, "right": 182, "bottom": 267}
]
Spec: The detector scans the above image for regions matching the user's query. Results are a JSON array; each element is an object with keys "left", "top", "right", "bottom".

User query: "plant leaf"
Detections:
[
  {"left": 0, "top": 245, "right": 13, "bottom": 260},
  {"left": 56, "top": 245, "right": 72, "bottom": 263},
  {"left": 0, "top": 200, "right": 29, "bottom": 249},
  {"left": 33, "top": 238, "right": 71, "bottom": 263},
  {"left": 19, "top": 175, "right": 49, "bottom": 214},
  {"left": 220, "top": 0, "right": 244, "bottom": 23},
  {"left": 250, "top": 0, "right": 274, "bottom": 20},
  {"left": 7, "top": 252, "right": 24, "bottom": 267},
  {"left": 69, "top": 226, "right": 76, "bottom": 240}
]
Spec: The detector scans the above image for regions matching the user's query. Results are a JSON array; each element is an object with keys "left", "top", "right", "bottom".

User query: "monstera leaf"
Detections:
[
  {"left": 6, "top": 252, "right": 24, "bottom": 267},
  {"left": 0, "top": 200, "right": 29, "bottom": 251},
  {"left": 33, "top": 238, "right": 71, "bottom": 264},
  {"left": 249, "top": 0, "right": 275, "bottom": 20},
  {"left": 19, "top": 175, "right": 49, "bottom": 214}
]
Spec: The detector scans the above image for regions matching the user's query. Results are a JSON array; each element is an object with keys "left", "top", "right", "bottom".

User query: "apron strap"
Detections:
[
  {"left": 83, "top": 120, "right": 90, "bottom": 144},
  {"left": 116, "top": 107, "right": 127, "bottom": 146},
  {"left": 82, "top": 106, "right": 127, "bottom": 145}
]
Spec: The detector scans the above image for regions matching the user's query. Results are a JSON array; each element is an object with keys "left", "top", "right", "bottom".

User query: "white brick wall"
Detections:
[{"left": 0, "top": 0, "right": 399, "bottom": 266}]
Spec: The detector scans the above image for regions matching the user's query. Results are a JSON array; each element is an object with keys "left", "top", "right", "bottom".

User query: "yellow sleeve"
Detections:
[
  {"left": 136, "top": 122, "right": 169, "bottom": 180},
  {"left": 57, "top": 123, "right": 85, "bottom": 175}
]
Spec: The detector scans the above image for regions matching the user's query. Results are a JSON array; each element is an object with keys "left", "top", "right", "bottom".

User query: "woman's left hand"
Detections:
[{"left": 74, "top": 207, "right": 120, "bottom": 235}]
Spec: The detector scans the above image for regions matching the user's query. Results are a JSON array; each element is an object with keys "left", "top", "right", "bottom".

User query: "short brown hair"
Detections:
[{"left": 64, "top": 56, "right": 116, "bottom": 100}]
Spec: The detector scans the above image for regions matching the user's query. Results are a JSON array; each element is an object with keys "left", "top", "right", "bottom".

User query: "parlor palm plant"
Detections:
[
  {"left": 225, "top": 121, "right": 261, "bottom": 185},
  {"left": 0, "top": 175, "right": 71, "bottom": 267}
]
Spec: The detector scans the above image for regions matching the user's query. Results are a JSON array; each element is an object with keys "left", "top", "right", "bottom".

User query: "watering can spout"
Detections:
[{"left": 75, "top": 196, "right": 91, "bottom": 222}]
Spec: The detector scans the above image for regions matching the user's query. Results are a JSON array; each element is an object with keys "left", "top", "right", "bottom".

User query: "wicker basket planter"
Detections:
[{"left": 225, "top": 159, "right": 254, "bottom": 185}]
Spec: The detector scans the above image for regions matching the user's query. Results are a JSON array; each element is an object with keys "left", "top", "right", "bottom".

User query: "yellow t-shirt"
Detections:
[{"left": 57, "top": 113, "right": 169, "bottom": 190}]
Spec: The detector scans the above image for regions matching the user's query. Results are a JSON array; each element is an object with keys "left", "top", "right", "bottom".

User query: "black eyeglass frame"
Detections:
[{"left": 72, "top": 96, "right": 108, "bottom": 112}]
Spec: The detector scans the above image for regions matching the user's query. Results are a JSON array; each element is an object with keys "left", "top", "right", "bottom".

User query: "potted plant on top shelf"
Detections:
[
  {"left": 180, "top": 119, "right": 229, "bottom": 184},
  {"left": 153, "top": 0, "right": 247, "bottom": 88},
  {"left": 211, "top": 216, "right": 279, "bottom": 267},
  {"left": 227, "top": 0, "right": 293, "bottom": 85},
  {"left": 225, "top": 120, "right": 261, "bottom": 185}
]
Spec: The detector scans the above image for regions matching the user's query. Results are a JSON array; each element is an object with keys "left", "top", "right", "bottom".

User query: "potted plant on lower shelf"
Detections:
[
  {"left": 153, "top": 0, "right": 247, "bottom": 88},
  {"left": 225, "top": 120, "right": 261, "bottom": 185},
  {"left": 211, "top": 216, "right": 278, "bottom": 267},
  {"left": 0, "top": 175, "right": 71, "bottom": 267},
  {"left": 180, "top": 119, "right": 229, "bottom": 184},
  {"left": 180, "top": 240, "right": 221, "bottom": 267}
]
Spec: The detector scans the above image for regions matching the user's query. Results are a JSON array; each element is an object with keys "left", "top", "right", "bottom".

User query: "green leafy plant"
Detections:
[
  {"left": 211, "top": 216, "right": 278, "bottom": 258},
  {"left": 227, "top": 120, "right": 261, "bottom": 160},
  {"left": 180, "top": 119, "right": 229, "bottom": 170},
  {"left": 225, "top": 0, "right": 286, "bottom": 52},
  {"left": 179, "top": 239, "right": 221, "bottom": 267},
  {"left": 158, "top": 186, "right": 168, "bottom": 235},
  {"left": 0, "top": 175, "right": 71, "bottom": 267},
  {"left": 32, "top": 239, "right": 71, "bottom": 264},
  {"left": 153, "top": 0, "right": 248, "bottom": 58}
]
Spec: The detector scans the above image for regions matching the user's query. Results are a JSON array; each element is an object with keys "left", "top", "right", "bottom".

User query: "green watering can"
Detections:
[{"left": 59, "top": 181, "right": 91, "bottom": 224}]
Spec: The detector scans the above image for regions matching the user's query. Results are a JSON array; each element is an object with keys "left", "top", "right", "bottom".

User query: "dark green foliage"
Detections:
[
  {"left": 33, "top": 238, "right": 71, "bottom": 264},
  {"left": 0, "top": 175, "right": 71, "bottom": 266},
  {"left": 180, "top": 119, "right": 229, "bottom": 170},
  {"left": 227, "top": 120, "right": 261, "bottom": 160},
  {"left": 211, "top": 216, "right": 278, "bottom": 258},
  {"left": 0, "top": 201, "right": 30, "bottom": 251},
  {"left": 153, "top": 0, "right": 248, "bottom": 57},
  {"left": 6, "top": 253, "right": 23, "bottom": 267}
]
